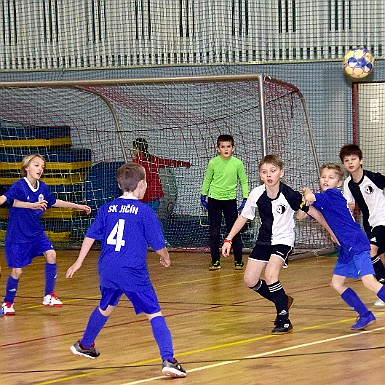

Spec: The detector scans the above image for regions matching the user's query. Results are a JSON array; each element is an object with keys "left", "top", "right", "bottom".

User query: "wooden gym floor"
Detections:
[{"left": 0, "top": 250, "right": 384, "bottom": 385}]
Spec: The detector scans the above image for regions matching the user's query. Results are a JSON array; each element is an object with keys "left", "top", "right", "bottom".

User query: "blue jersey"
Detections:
[
  {"left": 86, "top": 195, "right": 166, "bottom": 291},
  {"left": 313, "top": 188, "right": 370, "bottom": 259},
  {"left": 4, "top": 178, "right": 56, "bottom": 243}
]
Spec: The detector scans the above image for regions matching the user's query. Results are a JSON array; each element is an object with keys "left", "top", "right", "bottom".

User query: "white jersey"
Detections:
[
  {"left": 241, "top": 182, "right": 303, "bottom": 247},
  {"left": 343, "top": 170, "right": 385, "bottom": 234}
]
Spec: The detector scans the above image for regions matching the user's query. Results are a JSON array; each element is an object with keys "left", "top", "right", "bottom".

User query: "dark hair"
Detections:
[
  {"left": 320, "top": 162, "right": 344, "bottom": 181},
  {"left": 339, "top": 144, "right": 362, "bottom": 162},
  {"left": 117, "top": 162, "right": 146, "bottom": 193},
  {"left": 217, "top": 134, "right": 234, "bottom": 147},
  {"left": 132, "top": 138, "right": 149, "bottom": 153},
  {"left": 258, "top": 154, "right": 284, "bottom": 170}
]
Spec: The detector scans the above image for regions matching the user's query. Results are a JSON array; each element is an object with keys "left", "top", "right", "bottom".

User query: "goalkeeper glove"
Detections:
[
  {"left": 238, "top": 198, "right": 247, "bottom": 212},
  {"left": 200, "top": 195, "right": 208, "bottom": 209}
]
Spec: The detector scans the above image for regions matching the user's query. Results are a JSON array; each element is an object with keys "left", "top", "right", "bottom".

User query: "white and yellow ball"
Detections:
[{"left": 343, "top": 47, "right": 374, "bottom": 79}]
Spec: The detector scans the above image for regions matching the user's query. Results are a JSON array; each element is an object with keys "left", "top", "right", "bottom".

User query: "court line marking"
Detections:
[
  {"left": 32, "top": 319, "right": 384, "bottom": 385},
  {"left": 119, "top": 326, "right": 385, "bottom": 385}
]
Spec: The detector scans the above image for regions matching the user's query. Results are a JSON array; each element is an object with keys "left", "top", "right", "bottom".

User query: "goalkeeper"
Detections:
[{"left": 201, "top": 134, "right": 249, "bottom": 271}]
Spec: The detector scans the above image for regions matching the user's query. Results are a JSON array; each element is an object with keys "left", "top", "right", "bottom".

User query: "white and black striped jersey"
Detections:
[
  {"left": 343, "top": 170, "right": 385, "bottom": 234},
  {"left": 241, "top": 182, "right": 303, "bottom": 247}
]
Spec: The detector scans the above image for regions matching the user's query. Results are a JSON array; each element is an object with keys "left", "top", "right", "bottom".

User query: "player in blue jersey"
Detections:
[
  {"left": 0, "top": 154, "right": 91, "bottom": 315},
  {"left": 222, "top": 155, "right": 332, "bottom": 334},
  {"left": 301, "top": 163, "right": 385, "bottom": 330},
  {"left": 340, "top": 144, "right": 385, "bottom": 306},
  {"left": 66, "top": 161, "right": 186, "bottom": 378}
]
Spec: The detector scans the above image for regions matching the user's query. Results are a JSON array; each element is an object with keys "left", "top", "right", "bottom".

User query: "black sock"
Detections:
[
  {"left": 268, "top": 281, "right": 289, "bottom": 321},
  {"left": 250, "top": 279, "right": 273, "bottom": 302}
]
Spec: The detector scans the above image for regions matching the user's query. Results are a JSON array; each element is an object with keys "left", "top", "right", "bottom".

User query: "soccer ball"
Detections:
[{"left": 343, "top": 47, "right": 374, "bottom": 79}]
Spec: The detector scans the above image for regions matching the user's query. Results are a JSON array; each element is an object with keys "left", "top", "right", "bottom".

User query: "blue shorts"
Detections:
[
  {"left": 249, "top": 243, "right": 293, "bottom": 268},
  {"left": 334, "top": 250, "right": 375, "bottom": 279},
  {"left": 5, "top": 234, "right": 53, "bottom": 268},
  {"left": 99, "top": 285, "right": 161, "bottom": 315}
]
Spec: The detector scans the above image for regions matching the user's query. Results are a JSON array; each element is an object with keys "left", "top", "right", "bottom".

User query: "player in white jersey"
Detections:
[
  {"left": 222, "top": 155, "right": 333, "bottom": 334},
  {"left": 340, "top": 144, "right": 385, "bottom": 306}
]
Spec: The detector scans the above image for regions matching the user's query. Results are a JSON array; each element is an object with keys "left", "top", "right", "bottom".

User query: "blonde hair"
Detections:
[
  {"left": 319, "top": 162, "right": 344, "bottom": 181},
  {"left": 20, "top": 154, "right": 46, "bottom": 177}
]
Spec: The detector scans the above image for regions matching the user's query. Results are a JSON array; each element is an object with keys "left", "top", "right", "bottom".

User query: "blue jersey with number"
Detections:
[
  {"left": 86, "top": 195, "right": 166, "bottom": 290},
  {"left": 4, "top": 178, "right": 56, "bottom": 243},
  {"left": 312, "top": 188, "right": 370, "bottom": 259}
]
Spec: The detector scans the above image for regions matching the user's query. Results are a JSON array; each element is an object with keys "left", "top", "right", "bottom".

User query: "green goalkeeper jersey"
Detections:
[{"left": 201, "top": 155, "right": 249, "bottom": 200}]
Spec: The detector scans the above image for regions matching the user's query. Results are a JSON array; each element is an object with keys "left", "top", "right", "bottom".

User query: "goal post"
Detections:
[{"left": 0, "top": 73, "right": 332, "bottom": 251}]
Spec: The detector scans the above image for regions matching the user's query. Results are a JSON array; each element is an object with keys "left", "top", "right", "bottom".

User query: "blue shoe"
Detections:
[{"left": 351, "top": 313, "right": 376, "bottom": 330}]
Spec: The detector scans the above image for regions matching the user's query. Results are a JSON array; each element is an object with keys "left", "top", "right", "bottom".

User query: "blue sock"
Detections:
[
  {"left": 150, "top": 316, "right": 174, "bottom": 361},
  {"left": 376, "top": 285, "right": 385, "bottom": 301},
  {"left": 45, "top": 263, "right": 57, "bottom": 295},
  {"left": 341, "top": 287, "right": 371, "bottom": 316},
  {"left": 81, "top": 307, "right": 109, "bottom": 348},
  {"left": 4, "top": 276, "right": 19, "bottom": 303}
]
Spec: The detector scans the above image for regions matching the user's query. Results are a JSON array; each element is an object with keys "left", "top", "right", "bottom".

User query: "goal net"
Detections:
[{"left": 0, "top": 74, "right": 333, "bottom": 252}]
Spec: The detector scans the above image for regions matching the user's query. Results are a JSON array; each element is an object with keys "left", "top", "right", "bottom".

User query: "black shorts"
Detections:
[
  {"left": 249, "top": 243, "right": 293, "bottom": 267},
  {"left": 368, "top": 225, "right": 385, "bottom": 255}
]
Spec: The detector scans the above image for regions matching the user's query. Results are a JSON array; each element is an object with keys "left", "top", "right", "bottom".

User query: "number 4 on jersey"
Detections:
[{"left": 107, "top": 219, "right": 126, "bottom": 251}]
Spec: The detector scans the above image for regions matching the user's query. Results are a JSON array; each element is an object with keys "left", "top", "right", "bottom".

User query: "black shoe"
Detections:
[
  {"left": 70, "top": 341, "right": 100, "bottom": 359},
  {"left": 271, "top": 319, "right": 293, "bottom": 334},
  {"left": 162, "top": 359, "right": 186, "bottom": 377}
]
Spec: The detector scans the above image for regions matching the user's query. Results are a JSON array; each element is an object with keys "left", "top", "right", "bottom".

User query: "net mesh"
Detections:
[{"left": 0, "top": 75, "right": 332, "bottom": 250}]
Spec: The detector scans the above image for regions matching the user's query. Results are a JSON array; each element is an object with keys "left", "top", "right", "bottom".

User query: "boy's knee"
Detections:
[
  {"left": 244, "top": 274, "right": 258, "bottom": 288},
  {"left": 11, "top": 268, "right": 23, "bottom": 279},
  {"left": 361, "top": 275, "right": 380, "bottom": 292},
  {"left": 45, "top": 250, "right": 57, "bottom": 263}
]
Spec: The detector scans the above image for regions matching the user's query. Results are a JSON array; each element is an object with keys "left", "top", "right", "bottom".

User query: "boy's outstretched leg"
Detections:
[
  {"left": 70, "top": 306, "right": 109, "bottom": 359},
  {"left": 341, "top": 288, "right": 376, "bottom": 330},
  {"left": 150, "top": 315, "right": 186, "bottom": 377}
]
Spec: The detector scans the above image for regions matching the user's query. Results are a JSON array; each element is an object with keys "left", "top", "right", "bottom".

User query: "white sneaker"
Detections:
[
  {"left": 42, "top": 293, "right": 63, "bottom": 307},
  {"left": 374, "top": 298, "right": 385, "bottom": 306},
  {"left": 2, "top": 302, "right": 15, "bottom": 315}
]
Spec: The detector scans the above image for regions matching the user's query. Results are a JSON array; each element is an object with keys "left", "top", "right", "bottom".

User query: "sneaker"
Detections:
[
  {"left": 374, "top": 298, "right": 385, "bottom": 306},
  {"left": 271, "top": 319, "right": 293, "bottom": 334},
  {"left": 209, "top": 261, "right": 221, "bottom": 270},
  {"left": 351, "top": 312, "right": 376, "bottom": 330},
  {"left": 234, "top": 261, "right": 245, "bottom": 270},
  {"left": 2, "top": 302, "right": 15, "bottom": 316},
  {"left": 70, "top": 341, "right": 100, "bottom": 359},
  {"left": 42, "top": 293, "right": 62, "bottom": 307},
  {"left": 162, "top": 359, "right": 186, "bottom": 378}
]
